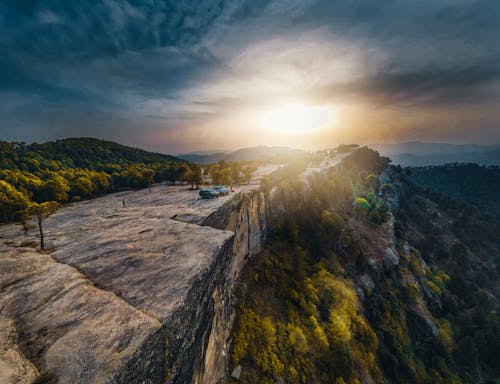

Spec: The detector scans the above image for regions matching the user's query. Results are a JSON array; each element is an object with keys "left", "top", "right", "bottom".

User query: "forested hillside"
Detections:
[
  {"left": 0, "top": 138, "right": 181, "bottom": 172},
  {"left": 0, "top": 138, "right": 198, "bottom": 223},
  {"left": 408, "top": 164, "right": 500, "bottom": 221},
  {"left": 230, "top": 149, "right": 499, "bottom": 384}
]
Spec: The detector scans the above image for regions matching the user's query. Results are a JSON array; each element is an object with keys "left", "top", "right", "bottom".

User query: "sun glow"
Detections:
[{"left": 259, "top": 103, "right": 336, "bottom": 132}]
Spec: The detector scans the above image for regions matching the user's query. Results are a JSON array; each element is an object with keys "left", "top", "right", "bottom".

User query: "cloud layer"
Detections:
[{"left": 1, "top": 0, "right": 499, "bottom": 152}]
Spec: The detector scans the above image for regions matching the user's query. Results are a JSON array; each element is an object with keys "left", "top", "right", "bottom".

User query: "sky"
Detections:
[{"left": 1, "top": 0, "right": 500, "bottom": 154}]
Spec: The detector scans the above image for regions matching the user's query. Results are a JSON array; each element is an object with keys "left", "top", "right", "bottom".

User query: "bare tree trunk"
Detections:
[{"left": 37, "top": 214, "right": 44, "bottom": 250}]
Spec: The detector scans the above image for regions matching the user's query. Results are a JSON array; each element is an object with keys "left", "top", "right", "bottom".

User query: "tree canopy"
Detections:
[{"left": 0, "top": 138, "right": 190, "bottom": 223}]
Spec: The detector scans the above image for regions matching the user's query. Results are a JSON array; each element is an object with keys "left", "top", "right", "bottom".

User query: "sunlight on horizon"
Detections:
[{"left": 257, "top": 103, "right": 339, "bottom": 134}]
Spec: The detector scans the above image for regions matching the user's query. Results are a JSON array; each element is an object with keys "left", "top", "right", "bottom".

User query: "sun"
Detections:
[{"left": 259, "top": 103, "right": 334, "bottom": 132}]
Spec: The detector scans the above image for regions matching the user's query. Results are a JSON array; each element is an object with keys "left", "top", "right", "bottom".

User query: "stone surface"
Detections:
[
  {"left": 194, "top": 188, "right": 268, "bottom": 384},
  {"left": 231, "top": 365, "right": 241, "bottom": 380},
  {"left": 383, "top": 247, "right": 400, "bottom": 268},
  {"left": 0, "top": 242, "right": 162, "bottom": 384},
  {"left": 359, "top": 274, "right": 376, "bottom": 291},
  {"left": 0, "top": 318, "right": 39, "bottom": 384},
  {"left": 0, "top": 183, "right": 269, "bottom": 383}
]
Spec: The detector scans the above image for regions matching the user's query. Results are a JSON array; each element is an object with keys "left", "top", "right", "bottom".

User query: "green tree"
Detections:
[
  {"left": 371, "top": 200, "right": 389, "bottom": 224},
  {"left": 142, "top": 168, "right": 155, "bottom": 192},
  {"left": 70, "top": 176, "right": 95, "bottom": 199},
  {"left": 221, "top": 168, "right": 232, "bottom": 187},
  {"left": 175, "top": 164, "right": 189, "bottom": 184},
  {"left": 363, "top": 191, "right": 375, "bottom": 208},
  {"left": 183, "top": 165, "right": 203, "bottom": 189},
  {"left": 366, "top": 173, "right": 378, "bottom": 189},
  {"left": 352, "top": 197, "right": 369, "bottom": 219},
  {"left": 162, "top": 164, "right": 179, "bottom": 185},
  {"left": 37, "top": 175, "right": 70, "bottom": 202},
  {"left": 381, "top": 182, "right": 395, "bottom": 198},
  {"left": 243, "top": 165, "right": 257, "bottom": 184},
  {"left": 211, "top": 169, "right": 223, "bottom": 185},
  {"left": 231, "top": 163, "right": 242, "bottom": 185},
  {"left": 320, "top": 210, "right": 344, "bottom": 250},
  {"left": 24, "top": 201, "right": 59, "bottom": 250}
]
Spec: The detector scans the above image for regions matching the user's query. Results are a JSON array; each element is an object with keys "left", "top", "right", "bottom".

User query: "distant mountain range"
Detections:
[
  {"left": 371, "top": 142, "right": 500, "bottom": 166},
  {"left": 180, "top": 142, "right": 500, "bottom": 166},
  {"left": 178, "top": 145, "right": 306, "bottom": 164}
]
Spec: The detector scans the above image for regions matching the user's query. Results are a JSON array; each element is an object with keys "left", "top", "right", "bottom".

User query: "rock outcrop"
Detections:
[{"left": 0, "top": 184, "right": 269, "bottom": 383}]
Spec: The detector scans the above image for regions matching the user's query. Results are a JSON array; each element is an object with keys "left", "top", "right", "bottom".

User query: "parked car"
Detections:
[
  {"left": 199, "top": 188, "right": 220, "bottom": 199},
  {"left": 214, "top": 185, "right": 230, "bottom": 196}
]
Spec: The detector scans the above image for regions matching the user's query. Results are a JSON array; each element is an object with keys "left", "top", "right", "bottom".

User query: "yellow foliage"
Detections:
[
  {"left": 254, "top": 346, "right": 283, "bottom": 375},
  {"left": 381, "top": 307, "right": 408, "bottom": 347},
  {"left": 437, "top": 319, "right": 454, "bottom": 355},
  {"left": 290, "top": 289, "right": 299, "bottom": 302},
  {"left": 287, "top": 366, "right": 299, "bottom": 383},
  {"left": 303, "top": 278, "right": 319, "bottom": 304},
  {"left": 427, "top": 280, "right": 442, "bottom": 296},
  {"left": 231, "top": 309, "right": 284, "bottom": 377},
  {"left": 351, "top": 316, "right": 378, "bottom": 353},
  {"left": 436, "top": 272, "right": 451, "bottom": 282},
  {"left": 328, "top": 311, "right": 352, "bottom": 345},
  {"left": 231, "top": 309, "right": 258, "bottom": 364},
  {"left": 231, "top": 239, "right": 382, "bottom": 383},
  {"left": 406, "top": 282, "right": 420, "bottom": 302},
  {"left": 309, "top": 315, "right": 330, "bottom": 350},
  {"left": 410, "top": 259, "right": 425, "bottom": 276},
  {"left": 287, "top": 324, "right": 309, "bottom": 354}
]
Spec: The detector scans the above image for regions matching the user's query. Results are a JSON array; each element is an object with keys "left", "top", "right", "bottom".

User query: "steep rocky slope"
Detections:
[{"left": 229, "top": 151, "right": 499, "bottom": 384}]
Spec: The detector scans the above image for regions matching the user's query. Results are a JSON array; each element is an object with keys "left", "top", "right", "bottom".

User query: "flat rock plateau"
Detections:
[{"left": 0, "top": 181, "right": 267, "bottom": 384}]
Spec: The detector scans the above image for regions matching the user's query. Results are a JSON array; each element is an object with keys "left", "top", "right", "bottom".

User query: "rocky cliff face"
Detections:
[
  {"left": 227, "top": 150, "right": 499, "bottom": 384},
  {"left": 193, "top": 189, "right": 269, "bottom": 384},
  {"left": 0, "top": 184, "right": 269, "bottom": 384}
]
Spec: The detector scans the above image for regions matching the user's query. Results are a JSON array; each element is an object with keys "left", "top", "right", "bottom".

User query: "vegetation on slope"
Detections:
[
  {"left": 230, "top": 149, "right": 499, "bottom": 384},
  {"left": 0, "top": 138, "right": 195, "bottom": 223},
  {"left": 393, "top": 166, "right": 500, "bottom": 383},
  {"left": 0, "top": 137, "right": 181, "bottom": 171},
  {"left": 231, "top": 148, "right": 391, "bottom": 383},
  {"left": 408, "top": 163, "right": 500, "bottom": 221}
]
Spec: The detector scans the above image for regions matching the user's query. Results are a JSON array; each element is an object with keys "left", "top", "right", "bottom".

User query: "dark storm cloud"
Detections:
[
  {"left": 283, "top": 0, "right": 500, "bottom": 107},
  {"left": 0, "top": 0, "right": 228, "bottom": 144},
  {"left": 1, "top": 0, "right": 499, "bottom": 149},
  {"left": 308, "top": 63, "right": 500, "bottom": 108},
  {"left": 367, "top": 65, "right": 500, "bottom": 106}
]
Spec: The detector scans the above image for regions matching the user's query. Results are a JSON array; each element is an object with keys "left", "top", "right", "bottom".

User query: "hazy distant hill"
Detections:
[
  {"left": 178, "top": 152, "right": 227, "bottom": 164},
  {"left": 372, "top": 141, "right": 500, "bottom": 166},
  {"left": 179, "top": 145, "right": 306, "bottom": 164}
]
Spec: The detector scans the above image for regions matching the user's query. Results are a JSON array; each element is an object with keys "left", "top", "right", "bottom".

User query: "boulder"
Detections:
[
  {"left": 359, "top": 274, "right": 376, "bottom": 291},
  {"left": 383, "top": 248, "right": 399, "bottom": 269},
  {"left": 231, "top": 365, "right": 242, "bottom": 380}
]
